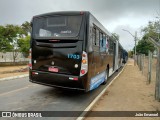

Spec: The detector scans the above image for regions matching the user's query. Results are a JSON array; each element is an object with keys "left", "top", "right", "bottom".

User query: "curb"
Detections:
[
  {"left": 76, "top": 64, "right": 127, "bottom": 120},
  {"left": 0, "top": 74, "right": 29, "bottom": 82}
]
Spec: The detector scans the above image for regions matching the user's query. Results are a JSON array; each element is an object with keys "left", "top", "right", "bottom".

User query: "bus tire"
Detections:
[{"left": 102, "top": 69, "right": 109, "bottom": 85}]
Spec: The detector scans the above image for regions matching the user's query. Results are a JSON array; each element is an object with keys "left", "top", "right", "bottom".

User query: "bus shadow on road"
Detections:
[{"left": 38, "top": 87, "right": 87, "bottom": 98}]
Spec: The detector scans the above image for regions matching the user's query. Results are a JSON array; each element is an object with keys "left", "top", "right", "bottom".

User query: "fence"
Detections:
[
  {"left": 0, "top": 52, "right": 29, "bottom": 66},
  {"left": 136, "top": 38, "right": 160, "bottom": 102},
  {"left": 136, "top": 53, "right": 158, "bottom": 101},
  {"left": 136, "top": 53, "right": 156, "bottom": 82},
  {"left": 0, "top": 52, "right": 29, "bottom": 62}
]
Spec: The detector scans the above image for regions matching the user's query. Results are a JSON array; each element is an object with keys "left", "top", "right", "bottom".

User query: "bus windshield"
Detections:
[{"left": 33, "top": 15, "right": 83, "bottom": 38}]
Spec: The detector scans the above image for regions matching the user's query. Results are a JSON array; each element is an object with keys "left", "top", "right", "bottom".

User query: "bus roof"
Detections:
[{"left": 33, "top": 11, "right": 90, "bottom": 18}]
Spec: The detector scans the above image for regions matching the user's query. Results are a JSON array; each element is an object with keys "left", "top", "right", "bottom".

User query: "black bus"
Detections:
[
  {"left": 122, "top": 49, "right": 128, "bottom": 64},
  {"left": 29, "top": 11, "right": 123, "bottom": 92}
]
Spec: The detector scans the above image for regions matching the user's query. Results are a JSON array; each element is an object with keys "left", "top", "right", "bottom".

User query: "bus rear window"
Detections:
[{"left": 33, "top": 15, "right": 82, "bottom": 38}]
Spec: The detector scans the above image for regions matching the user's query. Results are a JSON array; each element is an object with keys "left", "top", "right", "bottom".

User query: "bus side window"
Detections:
[
  {"left": 100, "top": 32, "right": 103, "bottom": 46},
  {"left": 92, "top": 28, "right": 96, "bottom": 45},
  {"left": 108, "top": 37, "right": 113, "bottom": 55},
  {"left": 100, "top": 32, "right": 105, "bottom": 52},
  {"left": 96, "top": 29, "right": 99, "bottom": 46},
  {"left": 104, "top": 35, "right": 108, "bottom": 53},
  {"left": 106, "top": 35, "right": 109, "bottom": 53}
]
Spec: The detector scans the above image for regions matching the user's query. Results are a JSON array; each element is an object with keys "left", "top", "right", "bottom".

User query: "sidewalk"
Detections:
[
  {"left": 0, "top": 65, "right": 28, "bottom": 79},
  {"left": 85, "top": 59, "right": 160, "bottom": 120}
]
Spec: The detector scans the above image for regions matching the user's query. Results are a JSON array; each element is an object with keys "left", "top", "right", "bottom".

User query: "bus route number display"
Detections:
[{"left": 68, "top": 54, "right": 80, "bottom": 59}]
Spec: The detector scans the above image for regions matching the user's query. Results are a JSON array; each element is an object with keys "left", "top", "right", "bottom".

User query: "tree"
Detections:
[
  {"left": 141, "top": 21, "right": 160, "bottom": 42},
  {"left": 0, "top": 22, "right": 31, "bottom": 63},
  {"left": 21, "top": 21, "right": 31, "bottom": 35},
  {"left": 0, "top": 26, "right": 12, "bottom": 52},
  {"left": 128, "top": 50, "right": 134, "bottom": 58},
  {"left": 18, "top": 35, "right": 30, "bottom": 57},
  {"left": 135, "top": 39, "right": 155, "bottom": 55},
  {"left": 3, "top": 24, "right": 25, "bottom": 63},
  {"left": 18, "top": 21, "right": 31, "bottom": 57},
  {"left": 135, "top": 21, "right": 159, "bottom": 55}
]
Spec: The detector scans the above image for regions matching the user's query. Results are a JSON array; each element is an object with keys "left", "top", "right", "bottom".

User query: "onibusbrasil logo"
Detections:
[{"left": 1, "top": 112, "right": 42, "bottom": 118}]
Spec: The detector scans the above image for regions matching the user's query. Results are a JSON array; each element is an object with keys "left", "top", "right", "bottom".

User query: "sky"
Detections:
[{"left": 0, "top": 0, "right": 160, "bottom": 50}]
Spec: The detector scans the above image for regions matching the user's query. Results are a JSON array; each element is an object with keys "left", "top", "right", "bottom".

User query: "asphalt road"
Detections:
[{"left": 0, "top": 67, "right": 123, "bottom": 120}]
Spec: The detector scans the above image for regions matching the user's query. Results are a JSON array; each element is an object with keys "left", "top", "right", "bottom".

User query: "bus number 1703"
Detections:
[{"left": 68, "top": 54, "right": 80, "bottom": 59}]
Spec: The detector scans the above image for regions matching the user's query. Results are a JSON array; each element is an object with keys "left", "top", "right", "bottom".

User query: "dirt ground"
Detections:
[
  {"left": 85, "top": 59, "right": 160, "bottom": 120},
  {"left": 0, "top": 65, "right": 28, "bottom": 78}
]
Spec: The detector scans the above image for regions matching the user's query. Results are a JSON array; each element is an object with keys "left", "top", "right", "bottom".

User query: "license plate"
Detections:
[{"left": 48, "top": 67, "right": 59, "bottom": 72}]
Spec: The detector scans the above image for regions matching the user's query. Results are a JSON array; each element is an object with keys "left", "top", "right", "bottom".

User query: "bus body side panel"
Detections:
[
  {"left": 85, "top": 13, "right": 114, "bottom": 91},
  {"left": 118, "top": 44, "right": 123, "bottom": 68},
  {"left": 114, "top": 40, "right": 119, "bottom": 71},
  {"left": 112, "top": 42, "right": 116, "bottom": 71}
]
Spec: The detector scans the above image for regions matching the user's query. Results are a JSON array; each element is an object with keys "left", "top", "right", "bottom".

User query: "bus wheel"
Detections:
[{"left": 102, "top": 69, "right": 108, "bottom": 85}]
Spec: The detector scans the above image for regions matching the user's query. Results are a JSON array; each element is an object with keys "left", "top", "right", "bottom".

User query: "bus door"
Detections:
[
  {"left": 113, "top": 42, "right": 116, "bottom": 71},
  {"left": 114, "top": 40, "right": 119, "bottom": 71}
]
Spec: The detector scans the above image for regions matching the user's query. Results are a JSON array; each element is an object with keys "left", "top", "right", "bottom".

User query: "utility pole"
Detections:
[{"left": 134, "top": 31, "right": 137, "bottom": 66}]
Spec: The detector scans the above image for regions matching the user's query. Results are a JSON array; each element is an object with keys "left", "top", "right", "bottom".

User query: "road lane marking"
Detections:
[
  {"left": 7, "top": 102, "right": 18, "bottom": 105},
  {"left": 14, "top": 107, "right": 23, "bottom": 111},
  {"left": 0, "top": 84, "right": 37, "bottom": 96},
  {"left": 76, "top": 64, "right": 127, "bottom": 120}
]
